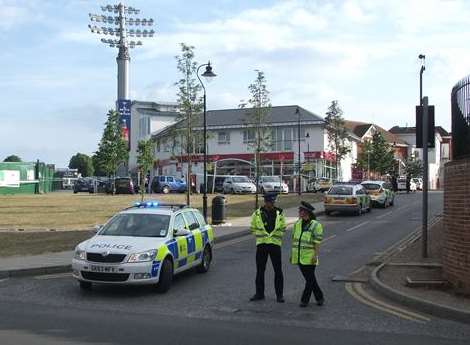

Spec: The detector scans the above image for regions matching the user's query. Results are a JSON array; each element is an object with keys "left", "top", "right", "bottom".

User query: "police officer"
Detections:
[
  {"left": 250, "top": 192, "right": 286, "bottom": 303},
  {"left": 291, "top": 201, "right": 324, "bottom": 307}
]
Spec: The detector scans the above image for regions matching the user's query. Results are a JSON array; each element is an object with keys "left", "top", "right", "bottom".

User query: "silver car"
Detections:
[{"left": 223, "top": 176, "right": 256, "bottom": 194}]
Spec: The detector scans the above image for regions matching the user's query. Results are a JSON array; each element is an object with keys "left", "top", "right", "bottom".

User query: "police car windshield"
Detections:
[
  {"left": 99, "top": 214, "right": 170, "bottom": 237},
  {"left": 329, "top": 186, "right": 353, "bottom": 195},
  {"left": 232, "top": 176, "right": 250, "bottom": 183},
  {"left": 263, "top": 176, "right": 280, "bottom": 182},
  {"left": 362, "top": 183, "right": 381, "bottom": 191}
]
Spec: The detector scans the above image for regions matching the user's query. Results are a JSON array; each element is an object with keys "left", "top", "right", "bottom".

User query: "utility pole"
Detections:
[
  {"left": 296, "top": 107, "right": 302, "bottom": 195},
  {"left": 422, "top": 97, "right": 429, "bottom": 258}
]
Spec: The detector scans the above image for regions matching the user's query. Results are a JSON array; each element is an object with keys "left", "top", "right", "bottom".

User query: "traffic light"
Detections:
[{"left": 416, "top": 105, "right": 435, "bottom": 148}]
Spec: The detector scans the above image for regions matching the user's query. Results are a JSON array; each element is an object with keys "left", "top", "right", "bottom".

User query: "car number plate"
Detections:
[{"left": 90, "top": 265, "right": 116, "bottom": 273}]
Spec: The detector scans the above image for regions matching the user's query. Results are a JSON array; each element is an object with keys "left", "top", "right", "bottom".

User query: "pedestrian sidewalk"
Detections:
[
  {"left": 0, "top": 202, "right": 324, "bottom": 279},
  {"left": 369, "top": 218, "right": 470, "bottom": 324}
]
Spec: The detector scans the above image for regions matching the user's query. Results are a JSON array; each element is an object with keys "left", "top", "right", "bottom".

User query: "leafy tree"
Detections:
[
  {"left": 92, "top": 152, "right": 107, "bottom": 177},
  {"left": 174, "top": 43, "right": 203, "bottom": 205},
  {"left": 3, "top": 155, "right": 22, "bottom": 162},
  {"left": 243, "top": 70, "right": 271, "bottom": 209},
  {"left": 325, "top": 101, "right": 351, "bottom": 180},
  {"left": 68, "top": 153, "right": 94, "bottom": 177},
  {"left": 356, "top": 132, "right": 395, "bottom": 177},
  {"left": 94, "top": 109, "right": 129, "bottom": 186},
  {"left": 404, "top": 156, "right": 423, "bottom": 178},
  {"left": 136, "top": 139, "right": 155, "bottom": 202}
]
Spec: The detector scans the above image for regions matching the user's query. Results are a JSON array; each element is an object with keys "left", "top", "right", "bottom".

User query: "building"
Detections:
[
  {"left": 151, "top": 105, "right": 359, "bottom": 191},
  {"left": 128, "top": 100, "right": 179, "bottom": 174},
  {"left": 389, "top": 125, "right": 451, "bottom": 189},
  {"left": 344, "top": 121, "right": 409, "bottom": 179}
]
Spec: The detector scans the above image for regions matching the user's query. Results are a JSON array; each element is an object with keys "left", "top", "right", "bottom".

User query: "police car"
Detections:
[
  {"left": 324, "top": 183, "right": 371, "bottom": 216},
  {"left": 72, "top": 201, "right": 214, "bottom": 292},
  {"left": 361, "top": 180, "right": 395, "bottom": 208}
]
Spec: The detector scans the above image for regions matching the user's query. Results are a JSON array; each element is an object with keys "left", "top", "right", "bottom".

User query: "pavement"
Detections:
[
  {"left": 2, "top": 191, "right": 469, "bottom": 345},
  {"left": 0, "top": 202, "right": 324, "bottom": 278},
  {"left": 368, "top": 217, "right": 470, "bottom": 324}
]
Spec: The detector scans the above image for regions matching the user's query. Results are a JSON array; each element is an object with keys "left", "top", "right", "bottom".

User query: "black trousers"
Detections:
[
  {"left": 299, "top": 264, "right": 324, "bottom": 304},
  {"left": 255, "top": 243, "right": 283, "bottom": 298}
]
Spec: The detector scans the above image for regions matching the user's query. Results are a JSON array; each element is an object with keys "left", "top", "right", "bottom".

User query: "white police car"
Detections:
[{"left": 72, "top": 201, "right": 214, "bottom": 292}]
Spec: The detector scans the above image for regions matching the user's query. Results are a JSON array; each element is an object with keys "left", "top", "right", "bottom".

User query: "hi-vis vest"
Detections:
[
  {"left": 291, "top": 219, "right": 323, "bottom": 265},
  {"left": 250, "top": 208, "right": 286, "bottom": 246}
]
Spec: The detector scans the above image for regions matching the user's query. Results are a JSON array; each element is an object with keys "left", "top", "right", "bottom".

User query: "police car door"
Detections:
[
  {"left": 172, "top": 213, "right": 189, "bottom": 272},
  {"left": 182, "top": 211, "right": 202, "bottom": 268}
]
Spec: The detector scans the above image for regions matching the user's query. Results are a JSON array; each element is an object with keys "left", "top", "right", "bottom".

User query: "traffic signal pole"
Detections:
[{"left": 422, "top": 96, "right": 429, "bottom": 258}]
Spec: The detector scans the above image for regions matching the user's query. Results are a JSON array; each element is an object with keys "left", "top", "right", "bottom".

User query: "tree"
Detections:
[
  {"left": 356, "top": 132, "right": 395, "bottom": 177},
  {"left": 136, "top": 139, "right": 155, "bottom": 202},
  {"left": 3, "top": 155, "right": 22, "bottom": 162},
  {"left": 69, "top": 153, "right": 94, "bottom": 177},
  {"left": 174, "top": 43, "right": 203, "bottom": 206},
  {"left": 404, "top": 156, "right": 423, "bottom": 178},
  {"left": 369, "top": 132, "right": 395, "bottom": 176},
  {"left": 244, "top": 70, "right": 271, "bottom": 209},
  {"left": 325, "top": 101, "right": 351, "bottom": 180},
  {"left": 94, "top": 109, "right": 129, "bottom": 183},
  {"left": 92, "top": 152, "right": 107, "bottom": 177}
]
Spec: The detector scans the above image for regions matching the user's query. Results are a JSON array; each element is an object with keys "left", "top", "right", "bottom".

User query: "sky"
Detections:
[{"left": 1, "top": 0, "right": 469, "bottom": 167}]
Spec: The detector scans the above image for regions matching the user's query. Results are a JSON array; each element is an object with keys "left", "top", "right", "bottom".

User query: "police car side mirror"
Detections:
[{"left": 173, "top": 228, "right": 191, "bottom": 236}]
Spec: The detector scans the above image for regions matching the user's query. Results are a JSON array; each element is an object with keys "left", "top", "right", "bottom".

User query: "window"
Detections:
[
  {"left": 194, "top": 211, "right": 206, "bottom": 227},
  {"left": 167, "top": 177, "right": 174, "bottom": 182},
  {"left": 100, "top": 214, "right": 170, "bottom": 237},
  {"left": 218, "top": 131, "right": 230, "bottom": 144},
  {"left": 183, "top": 211, "right": 199, "bottom": 231},
  {"left": 328, "top": 186, "right": 353, "bottom": 195},
  {"left": 173, "top": 214, "right": 186, "bottom": 231},
  {"left": 243, "top": 129, "right": 256, "bottom": 143}
]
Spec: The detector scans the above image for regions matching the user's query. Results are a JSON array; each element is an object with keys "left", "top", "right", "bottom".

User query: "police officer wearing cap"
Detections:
[
  {"left": 291, "top": 201, "right": 325, "bottom": 307},
  {"left": 250, "top": 192, "right": 286, "bottom": 303}
]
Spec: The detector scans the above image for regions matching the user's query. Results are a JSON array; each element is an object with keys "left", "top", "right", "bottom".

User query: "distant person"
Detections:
[
  {"left": 391, "top": 175, "right": 398, "bottom": 192},
  {"left": 406, "top": 175, "right": 411, "bottom": 194}
]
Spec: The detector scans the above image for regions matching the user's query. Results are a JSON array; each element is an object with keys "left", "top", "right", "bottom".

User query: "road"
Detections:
[{"left": 0, "top": 191, "right": 468, "bottom": 345}]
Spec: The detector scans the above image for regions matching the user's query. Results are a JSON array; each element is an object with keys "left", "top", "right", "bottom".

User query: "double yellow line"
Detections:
[{"left": 345, "top": 282, "right": 430, "bottom": 323}]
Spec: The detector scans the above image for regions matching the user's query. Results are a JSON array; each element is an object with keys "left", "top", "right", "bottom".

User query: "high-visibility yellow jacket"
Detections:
[
  {"left": 250, "top": 208, "right": 286, "bottom": 246},
  {"left": 291, "top": 219, "right": 323, "bottom": 265}
]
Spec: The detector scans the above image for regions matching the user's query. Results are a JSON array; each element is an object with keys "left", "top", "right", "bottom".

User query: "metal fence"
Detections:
[{"left": 451, "top": 75, "right": 470, "bottom": 160}]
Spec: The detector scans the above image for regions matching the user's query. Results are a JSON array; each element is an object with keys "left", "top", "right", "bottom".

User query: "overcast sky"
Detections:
[{"left": 1, "top": 0, "right": 468, "bottom": 167}]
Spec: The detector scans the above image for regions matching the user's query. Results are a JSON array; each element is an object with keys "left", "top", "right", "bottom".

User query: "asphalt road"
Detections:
[{"left": 0, "top": 191, "right": 469, "bottom": 345}]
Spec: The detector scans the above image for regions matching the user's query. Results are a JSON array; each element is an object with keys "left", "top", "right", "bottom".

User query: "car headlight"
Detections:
[
  {"left": 74, "top": 248, "right": 86, "bottom": 261},
  {"left": 128, "top": 249, "right": 157, "bottom": 263}
]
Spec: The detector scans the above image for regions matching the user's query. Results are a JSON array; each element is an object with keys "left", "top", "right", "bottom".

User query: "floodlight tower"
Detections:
[{"left": 88, "top": 3, "right": 155, "bottom": 101}]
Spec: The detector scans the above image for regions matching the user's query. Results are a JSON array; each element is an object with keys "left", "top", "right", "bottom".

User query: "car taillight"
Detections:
[{"left": 347, "top": 197, "right": 357, "bottom": 204}]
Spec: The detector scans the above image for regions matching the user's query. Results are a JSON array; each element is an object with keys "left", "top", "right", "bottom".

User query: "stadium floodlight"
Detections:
[{"left": 88, "top": 2, "right": 156, "bottom": 101}]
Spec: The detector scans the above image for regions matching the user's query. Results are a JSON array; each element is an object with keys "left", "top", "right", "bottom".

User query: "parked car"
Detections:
[
  {"left": 412, "top": 178, "right": 423, "bottom": 190},
  {"left": 258, "top": 176, "right": 289, "bottom": 194},
  {"left": 317, "top": 177, "right": 333, "bottom": 192},
  {"left": 361, "top": 180, "right": 395, "bottom": 208},
  {"left": 223, "top": 176, "right": 256, "bottom": 194},
  {"left": 113, "top": 177, "right": 136, "bottom": 194},
  {"left": 397, "top": 177, "right": 417, "bottom": 192},
  {"left": 73, "top": 178, "right": 92, "bottom": 194},
  {"left": 306, "top": 178, "right": 320, "bottom": 193},
  {"left": 324, "top": 184, "right": 371, "bottom": 216},
  {"left": 151, "top": 176, "right": 187, "bottom": 194}
]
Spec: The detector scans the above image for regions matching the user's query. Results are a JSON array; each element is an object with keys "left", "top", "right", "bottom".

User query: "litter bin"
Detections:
[{"left": 212, "top": 195, "right": 226, "bottom": 224}]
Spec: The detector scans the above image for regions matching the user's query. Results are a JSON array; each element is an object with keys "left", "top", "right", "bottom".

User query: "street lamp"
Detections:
[
  {"left": 305, "top": 132, "right": 310, "bottom": 154},
  {"left": 197, "top": 61, "right": 217, "bottom": 221},
  {"left": 419, "top": 54, "right": 425, "bottom": 105}
]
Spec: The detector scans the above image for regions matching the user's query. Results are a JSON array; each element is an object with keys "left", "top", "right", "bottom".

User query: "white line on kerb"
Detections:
[
  {"left": 345, "top": 221, "right": 370, "bottom": 232},
  {"left": 376, "top": 210, "right": 394, "bottom": 219}
]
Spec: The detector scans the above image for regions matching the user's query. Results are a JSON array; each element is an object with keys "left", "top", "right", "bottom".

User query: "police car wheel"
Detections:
[
  {"left": 79, "top": 281, "right": 92, "bottom": 290},
  {"left": 197, "top": 246, "right": 212, "bottom": 273},
  {"left": 162, "top": 186, "right": 170, "bottom": 194},
  {"left": 156, "top": 258, "right": 173, "bottom": 293}
]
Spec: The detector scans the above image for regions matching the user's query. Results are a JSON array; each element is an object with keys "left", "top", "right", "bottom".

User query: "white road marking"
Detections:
[
  {"left": 322, "top": 234, "right": 337, "bottom": 243},
  {"left": 34, "top": 273, "right": 71, "bottom": 280},
  {"left": 376, "top": 211, "right": 393, "bottom": 219},
  {"left": 345, "top": 221, "right": 370, "bottom": 232}
]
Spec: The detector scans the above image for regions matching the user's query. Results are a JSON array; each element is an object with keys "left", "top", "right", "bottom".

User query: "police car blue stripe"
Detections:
[
  {"left": 186, "top": 234, "right": 196, "bottom": 254},
  {"left": 195, "top": 252, "right": 202, "bottom": 260},
  {"left": 151, "top": 262, "right": 160, "bottom": 277},
  {"left": 166, "top": 240, "right": 178, "bottom": 259},
  {"left": 178, "top": 258, "right": 187, "bottom": 267},
  {"left": 201, "top": 230, "right": 209, "bottom": 246}
]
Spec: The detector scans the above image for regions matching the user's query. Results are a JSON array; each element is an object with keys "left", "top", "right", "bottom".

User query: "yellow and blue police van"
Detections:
[{"left": 72, "top": 201, "right": 214, "bottom": 292}]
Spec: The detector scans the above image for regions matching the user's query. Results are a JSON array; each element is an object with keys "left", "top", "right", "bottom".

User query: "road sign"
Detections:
[{"left": 416, "top": 105, "right": 435, "bottom": 148}]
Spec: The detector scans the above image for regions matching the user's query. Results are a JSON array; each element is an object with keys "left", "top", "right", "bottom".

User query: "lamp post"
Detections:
[
  {"left": 419, "top": 54, "right": 425, "bottom": 105},
  {"left": 296, "top": 107, "right": 302, "bottom": 195},
  {"left": 305, "top": 132, "right": 310, "bottom": 154},
  {"left": 197, "top": 61, "right": 217, "bottom": 221}
]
